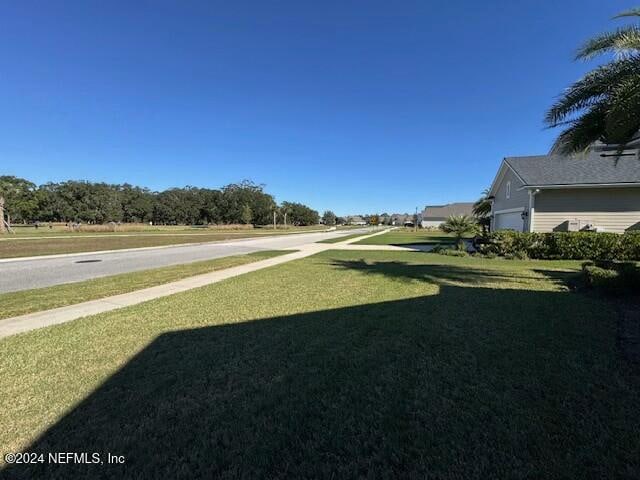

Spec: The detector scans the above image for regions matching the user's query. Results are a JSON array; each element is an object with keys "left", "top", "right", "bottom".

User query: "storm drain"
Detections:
[{"left": 74, "top": 259, "right": 103, "bottom": 264}]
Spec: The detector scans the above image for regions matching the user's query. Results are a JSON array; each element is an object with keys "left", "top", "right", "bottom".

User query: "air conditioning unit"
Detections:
[{"left": 567, "top": 220, "right": 580, "bottom": 232}]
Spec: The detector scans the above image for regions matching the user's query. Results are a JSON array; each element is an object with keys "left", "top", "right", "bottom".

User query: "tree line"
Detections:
[{"left": 0, "top": 176, "right": 322, "bottom": 226}]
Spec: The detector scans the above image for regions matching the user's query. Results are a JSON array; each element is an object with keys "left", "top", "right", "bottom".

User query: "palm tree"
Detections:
[
  {"left": 545, "top": 8, "right": 640, "bottom": 154},
  {"left": 473, "top": 189, "right": 492, "bottom": 235},
  {"left": 441, "top": 215, "right": 479, "bottom": 250}
]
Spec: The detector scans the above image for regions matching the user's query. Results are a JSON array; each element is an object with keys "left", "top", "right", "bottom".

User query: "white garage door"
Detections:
[{"left": 494, "top": 211, "right": 523, "bottom": 231}]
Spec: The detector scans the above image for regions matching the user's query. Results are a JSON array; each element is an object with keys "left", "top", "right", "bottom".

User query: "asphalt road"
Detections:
[{"left": 0, "top": 229, "right": 370, "bottom": 293}]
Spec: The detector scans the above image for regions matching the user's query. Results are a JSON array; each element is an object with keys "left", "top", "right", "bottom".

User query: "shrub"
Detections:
[
  {"left": 433, "top": 246, "right": 468, "bottom": 257},
  {"left": 582, "top": 261, "right": 640, "bottom": 295},
  {"left": 479, "top": 231, "right": 640, "bottom": 260}
]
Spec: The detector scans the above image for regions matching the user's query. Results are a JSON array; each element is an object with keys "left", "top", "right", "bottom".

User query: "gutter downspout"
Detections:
[{"left": 528, "top": 189, "right": 539, "bottom": 232}]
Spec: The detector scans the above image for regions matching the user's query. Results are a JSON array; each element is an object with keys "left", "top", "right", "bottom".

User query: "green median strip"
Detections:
[
  {"left": 0, "top": 229, "right": 321, "bottom": 259},
  {"left": 0, "top": 250, "right": 291, "bottom": 320},
  {"left": 317, "top": 233, "right": 370, "bottom": 244},
  {"left": 354, "top": 229, "right": 457, "bottom": 246}
]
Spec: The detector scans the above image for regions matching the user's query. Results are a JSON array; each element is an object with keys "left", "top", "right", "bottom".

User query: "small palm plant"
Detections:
[
  {"left": 546, "top": 8, "right": 640, "bottom": 153},
  {"left": 441, "top": 215, "right": 479, "bottom": 250}
]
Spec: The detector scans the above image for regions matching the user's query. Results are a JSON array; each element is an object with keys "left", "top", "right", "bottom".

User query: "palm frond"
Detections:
[
  {"left": 605, "top": 76, "right": 640, "bottom": 145},
  {"left": 545, "top": 57, "right": 640, "bottom": 126},
  {"left": 472, "top": 189, "right": 492, "bottom": 218},
  {"left": 550, "top": 104, "right": 608, "bottom": 155},
  {"left": 576, "top": 26, "right": 640, "bottom": 60},
  {"left": 548, "top": 8, "right": 640, "bottom": 154},
  {"left": 613, "top": 8, "right": 640, "bottom": 19}
]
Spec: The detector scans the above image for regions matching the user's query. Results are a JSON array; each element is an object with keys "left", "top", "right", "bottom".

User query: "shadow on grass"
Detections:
[
  {"left": 389, "top": 235, "right": 455, "bottom": 246},
  {"left": 330, "top": 258, "right": 578, "bottom": 290},
  {"left": 4, "top": 263, "right": 638, "bottom": 479}
]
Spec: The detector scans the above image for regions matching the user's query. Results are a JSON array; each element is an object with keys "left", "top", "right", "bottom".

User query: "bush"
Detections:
[
  {"left": 432, "top": 246, "right": 468, "bottom": 257},
  {"left": 582, "top": 260, "right": 640, "bottom": 295},
  {"left": 479, "top": 231, "right": 640, "bottom": 260}
]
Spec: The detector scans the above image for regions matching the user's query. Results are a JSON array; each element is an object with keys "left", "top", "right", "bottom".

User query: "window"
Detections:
[{"left": 506, "top": 181, "right": 511, "bottom": 199}]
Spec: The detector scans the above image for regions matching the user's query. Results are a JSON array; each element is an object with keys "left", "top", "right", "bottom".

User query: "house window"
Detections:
[{"left": 506, "top": 181, "right": 511, "bottom": 199}]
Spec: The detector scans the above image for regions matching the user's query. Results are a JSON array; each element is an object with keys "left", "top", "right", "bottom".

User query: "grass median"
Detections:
[
  {"left": 0, "top": 250, "right": 290, "bottom": 319},
  {"left": 1, "top": 250, "right": 638, "bottom": 478},
  {"left": 317, "top": 232, "right": 370, "bottom": 243},
  {"left": 0, "top": 228, "right": 326, "bottom": 259},
  {"left": 354, "top": 228, "right": 457, "bottom": 246}
]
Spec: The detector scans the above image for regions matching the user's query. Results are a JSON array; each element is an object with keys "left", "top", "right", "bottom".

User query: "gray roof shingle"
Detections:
[
  {"left": 505, "top": 151, "right": 640, "bottom": 186},
  {"left": 422, "top": 203, "right": 474, "bottom": 219}
]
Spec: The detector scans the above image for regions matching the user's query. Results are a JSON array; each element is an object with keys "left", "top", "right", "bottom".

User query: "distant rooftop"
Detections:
[{"left": 422, "top": 202, "right": 474, "bottom": 220}]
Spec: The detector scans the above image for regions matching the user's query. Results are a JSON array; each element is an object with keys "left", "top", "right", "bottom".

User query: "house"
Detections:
[
  {"left": 390, "top": 214, "right": 409, "bottom": 226},
  {"left": 488, "top": 146, "right": 640, "bottom": 233},
  {"left": 420, "top": 203, "right": 474, "bottom": 228},
  {"left": 347, "top": 215, "right": 367, "bottom": 226}
]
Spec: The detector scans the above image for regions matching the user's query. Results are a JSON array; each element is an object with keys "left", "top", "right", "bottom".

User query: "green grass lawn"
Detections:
[
  {"left": 1, "top": 250, "right": 639, "bottom": 478},
  {"left": 0, "top": 228, "right": 320, "bottom": 259},
  {"left": 355, "top": 228, "right": 457, "bottom": 246},
  {"left": 317, "top": 232, "right": 370, "bottom": 243},
  {"left": 0, "top": 251, "right": 290, "bottom": 320},
  {"left": 7, "top": 224, "right": 327, "bottom": 238}
]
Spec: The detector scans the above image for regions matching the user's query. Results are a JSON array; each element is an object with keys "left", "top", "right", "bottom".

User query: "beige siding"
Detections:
[{"left": 533, "top": 188, "right": 640, "bottom": 233}]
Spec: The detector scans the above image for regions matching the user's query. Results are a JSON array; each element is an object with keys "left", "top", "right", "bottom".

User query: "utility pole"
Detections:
[
  {"left": 273, "top": 210, "right": 277, "bottom": 229},
  {"left": 414, "top": 206, "right": 418, "bottom": 232},
  {"left": 284, "top": 212, "right": 288, "bottom": 228},
  {"left": 0, "top": 196, "right": 5, "bottom": 234}
]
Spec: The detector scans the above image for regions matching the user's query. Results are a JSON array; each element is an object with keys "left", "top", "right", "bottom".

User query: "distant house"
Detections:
[
  {"left": 421, "top": 203, "right": 474, "bottom": 228},
  {"left": 347, "top": 215, "right": 367, "bottom": 226},
  {"left": 487, "top": 145, "right": 640, "bottom": 233},
  {"left": 390, "top": 214, "right": 409, "bottom": 226}
]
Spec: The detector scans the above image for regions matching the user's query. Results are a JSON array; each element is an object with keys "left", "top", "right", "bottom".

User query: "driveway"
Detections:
[{"left": 0, "top": 229, "right": 371, "bottom": 293}]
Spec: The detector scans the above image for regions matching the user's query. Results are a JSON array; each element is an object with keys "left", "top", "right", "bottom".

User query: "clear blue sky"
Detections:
[{"left": 1, "top": 1, "right": 637, "bottom": 215}]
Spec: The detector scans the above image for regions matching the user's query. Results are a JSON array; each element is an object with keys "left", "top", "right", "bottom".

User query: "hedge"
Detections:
[
  {"left": 477, "top": 231, "right": 640, "bottom": 260},
  {"left": 582, "top": 260, "right": 640, "bottom": 295}
]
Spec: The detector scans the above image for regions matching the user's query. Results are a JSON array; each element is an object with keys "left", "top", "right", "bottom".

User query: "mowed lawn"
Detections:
[
  {"left": 317, "top": 232, "right": 370, "bottom": 243},
  {"left": 0, "top": 229, "right": 313, "bottom": 259},
  {"left": 355, "top": 228, "right": 457, "bottom": 246},
  {"left": 1, "top": 250, "right": 639, "bottom": 478},
  {"left": 0, "top": 251, "right": 290, "bottom": 320}
]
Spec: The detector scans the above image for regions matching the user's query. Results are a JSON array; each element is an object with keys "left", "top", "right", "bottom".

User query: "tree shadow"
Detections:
[
  {"left": 329, "top": 258, "right": 576, "bottom": 290},
  {"left": 387, "top": 235, "right": 455, "bottom": 246},
  {"left": 3, "top": 268, "right": 637, "bottom": 479}
]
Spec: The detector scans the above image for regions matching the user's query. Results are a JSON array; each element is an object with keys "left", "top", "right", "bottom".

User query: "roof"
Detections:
[
  {"left": 504, "top": 150, "right": 640, "bottom": 187},
  {"left": 422, "top": 203, "right": 474, "bottom": 219}
]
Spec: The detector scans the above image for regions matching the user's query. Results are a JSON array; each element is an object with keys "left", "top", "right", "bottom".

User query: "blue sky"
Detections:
[{"left": 0, "top": 1, "right": 637, "bottom": 215}]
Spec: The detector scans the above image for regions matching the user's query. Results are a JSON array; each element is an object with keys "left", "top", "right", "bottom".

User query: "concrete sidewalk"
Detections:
[{"left": 0, "top": 228, "right": 395, "bottom": 339}]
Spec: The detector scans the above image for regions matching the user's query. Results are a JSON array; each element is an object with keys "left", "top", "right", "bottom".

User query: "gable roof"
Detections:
[
  {"left": 504, "top": 150, "right": 640, "bottom": 187},
  {"left": 422, "top": 202, "right": 474, "bottom": 220}
]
